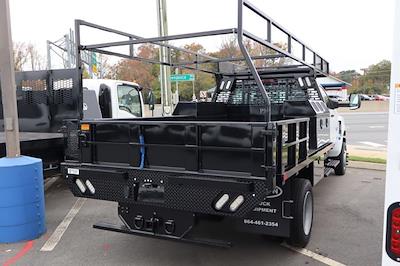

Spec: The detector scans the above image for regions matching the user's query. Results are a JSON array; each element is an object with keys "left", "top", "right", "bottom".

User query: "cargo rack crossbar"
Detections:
[{"left": 74, "top": 0, "right": 331, "bottom": 122}]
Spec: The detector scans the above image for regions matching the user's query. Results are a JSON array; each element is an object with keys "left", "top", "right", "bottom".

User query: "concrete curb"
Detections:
[{"left": 348, "top": 161, "right": 386, "bottom": 171}]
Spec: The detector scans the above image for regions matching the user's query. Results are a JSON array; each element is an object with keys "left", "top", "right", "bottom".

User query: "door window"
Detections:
[{"left": 117, "top": 85, "right": 142, "bottom": 117}]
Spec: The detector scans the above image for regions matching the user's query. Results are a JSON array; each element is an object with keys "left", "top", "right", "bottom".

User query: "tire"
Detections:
[
  {"left": 334, "top": 141, "right": 347, "bottom": 176},
  {"left": 287, "top": 178, "right": 313, "bottom": 248}
]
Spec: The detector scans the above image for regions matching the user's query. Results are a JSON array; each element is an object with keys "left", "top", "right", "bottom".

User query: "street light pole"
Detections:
[{"left": 0, "top": 0, "right": 21, "bottom": 158}]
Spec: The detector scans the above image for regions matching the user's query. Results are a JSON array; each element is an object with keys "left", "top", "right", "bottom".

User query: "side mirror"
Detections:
[
  {"left": 148, "top": 90, "right": 155, "bottom": 111},
  {"left": 349, "top": 94, "right": 361, "bottom": 110},
  {"left": 337, "top": 94, "right": 362, "bottom": 110}
]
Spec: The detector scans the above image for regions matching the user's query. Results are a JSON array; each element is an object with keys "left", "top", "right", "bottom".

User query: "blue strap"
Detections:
[{"left": 139, "top": 134, "right": 145, "bottom": 169}]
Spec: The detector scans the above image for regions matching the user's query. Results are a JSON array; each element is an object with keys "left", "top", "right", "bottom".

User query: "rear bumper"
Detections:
[{"left": 61, "top": 162, "right": 270, "bottom": 218}]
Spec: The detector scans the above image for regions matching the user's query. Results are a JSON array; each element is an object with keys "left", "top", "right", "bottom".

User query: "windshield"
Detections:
[{"left": 117, "top": 84, "right": 142, "bottom": 117}]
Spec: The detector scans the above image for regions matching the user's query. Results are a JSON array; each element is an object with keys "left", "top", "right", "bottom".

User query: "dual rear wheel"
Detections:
[
  {"left": 288, "top": 178, "right": 313, "bottom": 247},
  {"left": 268, "top": 141, "right": 349, "bottom": 248}
]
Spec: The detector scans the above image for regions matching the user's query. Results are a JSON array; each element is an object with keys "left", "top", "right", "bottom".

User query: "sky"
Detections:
[{"left": 9, "top": 0, "right": 395, "bottom": 72}]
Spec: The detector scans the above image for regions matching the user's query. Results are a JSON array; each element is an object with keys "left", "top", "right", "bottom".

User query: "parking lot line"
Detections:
[
  {"left": 44, "top": 176, "right": 60, "bottom": 192},
  {"left": 40, "top": 198, "right": 87, "bottom": 252},
  {"left": 281, "top": 243, "right": 346, "bottom": 266}
]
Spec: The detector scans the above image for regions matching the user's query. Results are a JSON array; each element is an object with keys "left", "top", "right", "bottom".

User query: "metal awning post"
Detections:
[{"left": 0, "top": 0, "right": 21, "bottom": 158}]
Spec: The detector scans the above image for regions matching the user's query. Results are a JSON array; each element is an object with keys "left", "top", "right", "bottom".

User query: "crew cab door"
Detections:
[{"left": 112, "top": 83, "right": 144, "bottom": 118}]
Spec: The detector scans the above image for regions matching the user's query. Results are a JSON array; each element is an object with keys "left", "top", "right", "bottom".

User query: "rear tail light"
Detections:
[
  {"left": 214, "top": 194, "right": 229, "bottom": 210},
  {"left": 75, "top": 179, "right": 86, "bottom": 193},
  {"left": 85, "top": 180, "right": 96, "bottom": 194},
  {"left": 391, "top": 208, "right": 400, "bottom": 256},
  {"left": 386, "top": 203, "right": 400, "bottom": 261},
  {"left": 229, "top": 195, "right": 245, "bottom": 212}
]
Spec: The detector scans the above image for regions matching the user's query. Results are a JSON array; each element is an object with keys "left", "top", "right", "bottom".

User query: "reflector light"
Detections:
[
  {"left": 85, "top": 180, "right": 95, "bottom": 194},
  {"left": 81, "top": 124, "right": 90, "bottom": 131},
  {"left": 229, "top": 195, "right": 245, "bottom": 212},
  {"left": 75, "top": 179, "right": 86, "bottom": 193},
  {"left": 215, "top": 194, "right": 229, "bottom": 210},
  {"left": 391, "top": 208, "right": 400, "bottom": 256}
]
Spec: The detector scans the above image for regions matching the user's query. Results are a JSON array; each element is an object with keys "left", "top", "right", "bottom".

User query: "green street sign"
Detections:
[
  {"left": 170, "top": 74, "right": 195, "bottom": 82},
  {"left": 91, "top": 53, "right": 98, "bottom": 74},
  {"left": 91, "top": 52, "right": 97, "bottom": 65}
]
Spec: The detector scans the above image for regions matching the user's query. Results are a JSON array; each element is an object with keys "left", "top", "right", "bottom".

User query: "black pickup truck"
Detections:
[{"left": 61, "top": 0, "right": 360, "bottom": 248}]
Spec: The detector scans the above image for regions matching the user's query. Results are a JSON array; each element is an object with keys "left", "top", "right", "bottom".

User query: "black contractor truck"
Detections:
[
  {"left": 0, "top": 69, "right": 145, "bottom": 176},
  {"left": 0, "top": 69, "right": 81, "bottom": 176},
  {"left": 61, "top": 0, "right": 361, "bottom": 247}
]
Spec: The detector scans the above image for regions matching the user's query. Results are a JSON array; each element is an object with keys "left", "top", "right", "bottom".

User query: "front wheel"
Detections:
[
  {"left": 334, "top": 141, "right": 347, "bottom": 176},
  {"left": 287, "top": 178, "right": 313, "bottom": 248}
]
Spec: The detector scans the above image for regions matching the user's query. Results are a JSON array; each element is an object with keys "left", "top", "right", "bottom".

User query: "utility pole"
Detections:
[
  {"left": 156, "top": 0, "right": 173, "bottom": 116},
  {"left": 0, "top": 0, "right": 21, "bottom": 158}
]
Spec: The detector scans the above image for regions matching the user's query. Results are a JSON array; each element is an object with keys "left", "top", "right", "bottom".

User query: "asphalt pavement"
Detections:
[
  {"left": 340, "top": 112, "right": 388, "bottom": 151},
  {"left": 0, "top": 168, "right": 385, "bottom": 266}
]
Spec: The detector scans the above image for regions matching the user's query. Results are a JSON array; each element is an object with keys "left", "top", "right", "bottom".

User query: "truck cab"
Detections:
[{"left": 83, "top": 79, "right": 144, "bottom": 119}]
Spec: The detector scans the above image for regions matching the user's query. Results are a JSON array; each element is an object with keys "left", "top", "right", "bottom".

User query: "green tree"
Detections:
[
  {"left": 113, "top": 44, "right": 161, "bottom": 103},
  {"left": 334, "top": 61, "right": 391, "bottom": 94},
  {"left": 358, "top": 60, "right": 391, "bottom": 94},
  {"left": 171, "top": 43, "right": 216, "bottom": 101},
  {"left": 336, "top": 70, "right": 361, "bottom": 84}
]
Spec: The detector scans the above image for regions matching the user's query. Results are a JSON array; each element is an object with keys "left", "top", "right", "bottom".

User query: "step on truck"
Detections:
[{"left": 62, "top": 0, "right": 361, "bottom": 247}]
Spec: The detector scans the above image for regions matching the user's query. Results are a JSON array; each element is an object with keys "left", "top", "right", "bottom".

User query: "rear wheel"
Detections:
[
  {"left": 287, "top": 178, "right": 313, "bottom": 248},
  {"left": 334, "top": 141, "right": 347, "bottom": 176}
]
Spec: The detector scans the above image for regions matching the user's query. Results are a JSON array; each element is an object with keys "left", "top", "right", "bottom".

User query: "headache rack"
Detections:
[{"left": 74, "top": 0, "right": 330, "bottom": 123}]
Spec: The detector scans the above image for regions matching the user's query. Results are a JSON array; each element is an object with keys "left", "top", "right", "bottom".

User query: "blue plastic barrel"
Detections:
[{"left": 0, "top": 156, "right": 46, "bottom": 243}]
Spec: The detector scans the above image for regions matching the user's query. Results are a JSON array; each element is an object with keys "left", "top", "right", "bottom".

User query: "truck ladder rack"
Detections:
[{"left": 74, "top": 0, "right": 331, "bottom": 122}]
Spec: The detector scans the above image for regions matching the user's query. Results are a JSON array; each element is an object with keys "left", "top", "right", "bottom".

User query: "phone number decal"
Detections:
[{"left": 243, "top": 219, "right": 279, "bottom": 227}]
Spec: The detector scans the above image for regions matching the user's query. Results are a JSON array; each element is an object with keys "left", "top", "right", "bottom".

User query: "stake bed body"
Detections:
[{"left": 62, "top": 0, "right": 358, "bottom": 247}]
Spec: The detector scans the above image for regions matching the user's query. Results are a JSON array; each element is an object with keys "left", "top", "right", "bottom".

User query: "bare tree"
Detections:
[
  {"left": 26, "top": 44, "right": 45, "bottom": 71},
  {"left": 13, "top": 42, "right": 45, "bottom": 71},
  {"left": 98, "top": 54, "right": 115, "bottom": 79},
  {"left": 13, "top": 42, "right": 29, "bottom": 71}
]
